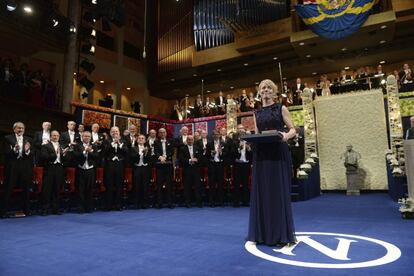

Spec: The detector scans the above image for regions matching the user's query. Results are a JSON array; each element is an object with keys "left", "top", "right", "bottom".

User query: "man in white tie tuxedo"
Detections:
[
  {"left": 129, "top": 134, "right": 151, "bottom": 209},
  {"left": 40, "top": 130, "right": 69, "bottom": 215},
  {"left": 1, "top": 122, "right": 33, "bottom": 218},
  {"left": 74, "top": 131, "right": 99, "bottom": 213},
  {"left": 60, "top": 121, "right": 80, "bottom": 167},
  {"left": 60, "top": 121, "right": 80, "bottom": 148},
  {"left": 154, "top": 128, "right": 175, "bottom": 208},
  {"left": 179, "top": 135, "right": 202, "bottom": 208},
  {"left": 33, "top": 121, "right": 51, "bottom": 166},
  {"left": 102, "top": 126, "right": 128, "bottom": 211}
]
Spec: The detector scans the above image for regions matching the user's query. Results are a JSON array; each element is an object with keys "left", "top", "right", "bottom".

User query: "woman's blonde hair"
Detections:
[{"left": 258, "top": 79, "right": 280, "bottom": 101}]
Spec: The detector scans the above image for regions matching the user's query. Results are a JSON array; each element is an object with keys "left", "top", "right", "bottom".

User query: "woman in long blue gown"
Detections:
[{"left": 247, "top": 79, "right": 296, "bottom": 246}]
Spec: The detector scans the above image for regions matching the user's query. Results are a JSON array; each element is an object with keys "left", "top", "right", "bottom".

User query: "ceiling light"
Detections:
[
  {"left": 207, "top": 90, "right": 211, "bottom": 93},
  {"left": 23, "top": 5, "right": 33, "bottom": 14},
  {"left": 90, "top": 45, "right": 95, "bottom": 53},
  {"left": 91, "top": 0, "right": 97, "bottom": 4},
  {"left": 69, "top": 25, "right": 77, "bottom": 33},
  {"left": 230, "top": 86, "right": 234, "bottom": 89},
  {"left": 91, "top": 29, "right": 96, "bottom": 37},
  {"left": 126, "top": 87, "right": 131, "bottom": 90},
  {"left": 52, "top": 18, "right": 59, "bottom": 27},
  {"left": 380, "top": 40, "right": 386, "bottom": 44},
  {"left": 299, "top": 42, "right": 305, "bottom": 46},
  {"left": 344, "top": 66, "right": 350, "bottom": 70},
  {"left": 305, "top": 54, "right": 311, "bottom": 58},
  {"left": 193, "top": 73, "right": 197, "bottom": 77},
  {"left": 244, "top": 63, "right": 248, "bottom": 66},
  {"left": 6, "top": 1, "right": 17, "bottom": 11},
  {"left": 312, "top": 72, "right": 317, "bottom": 75},
  {"left": 380, "top": 60, "right": 386, "bottom": 64},
  {"left": 99, "top": 80, "right": 104, "bottom": 83},
  {"left": 273, "top": 57, "right": 278, "bottom": 60},
  {"left": 171, "top": 78, "right": 175, "bottom": 81},
  {"left": 380, "top": 25, "right": 387, "bottom": 29},
  {"left": 217, "top": 69, "right": 222, "bottom": 72},
  {"left": 341, "top": 47, "right": 347, "bottom": 51}
]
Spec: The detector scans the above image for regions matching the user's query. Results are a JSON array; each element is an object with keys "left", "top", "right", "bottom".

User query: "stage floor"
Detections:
[{"left": 0, "top": 193, "right": 413, "bottom": 276}]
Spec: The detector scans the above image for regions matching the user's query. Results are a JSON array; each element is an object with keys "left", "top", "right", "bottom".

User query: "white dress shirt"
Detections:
[
  {"left": 239, "top": 141, "right": 248, "bottom": 163},
  {"left": 52, "top": 141, "right": 61, "bottom": 164},
  {"left": 188, "top": 145, "right": 194, "bottom": 162},
  {"left": 80, "top": 143, "right": 94, "bottom": 169},
  {"left": 137, "top": 144, "right": 147, "bottom": 166},
  {"left": 161, "top": 139, "right": 167, "bottom": 156},
  {"left": 69, "top": 130, "right": 75, "bottom": 144},
  {"left": 214, "top": 140, "right": 220, "bottom": 162},
  {"left": 42, "top": 131, "right": 50, "bottom": 144},
  {"left": 15, "top": 134, "right": 23, "bottom": 158}
]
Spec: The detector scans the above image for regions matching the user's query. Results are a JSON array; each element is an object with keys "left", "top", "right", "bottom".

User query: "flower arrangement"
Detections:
[
  {"left": 385, "top": 150, "right": 405, "bottom": 177},
  {"left": 297, "top": 153, "right": 319, "bottom": 179}
]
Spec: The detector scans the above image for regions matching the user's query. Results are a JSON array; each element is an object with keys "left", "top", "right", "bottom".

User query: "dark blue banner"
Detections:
[{"left": 295, "top": 0, "right": 378, "bottom": 40}]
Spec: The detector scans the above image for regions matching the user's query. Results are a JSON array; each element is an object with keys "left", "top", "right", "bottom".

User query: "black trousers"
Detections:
[
  {"left": 156, "top": 164, "right": 173, "bottom": 206},
  {"left": 76, "top": 168, "right": 95, "bottom": 211},
  {"left": 208, "top": 162, "right": 224, "bottom": 204},
  {"left": 42, "top": 163, "right": 64, "bottom": 211},
  {"left": 104, "top": 161, "right": 124, "bottom": 209},
  {"left": 1, "top": 161, "right": 33, "bottom": 214},
  {"left": 183, "top": 166, "right": 201, "bottom": 205},
  {"left": 233, "top": 162, "right": 250, "bottom": 205},
  {"left": 132, "top": 165, "right": 150, "bottom": 207}
]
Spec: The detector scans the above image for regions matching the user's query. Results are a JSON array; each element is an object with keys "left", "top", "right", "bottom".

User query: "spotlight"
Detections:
[
  {"left": 80, "top": 59, "right": 95, "bottom": 74},
  {"left": 91, "top": 29, "right": 96, "bottom": 37},
  {"left": 69, "top": 24, "right": 77, "bottom": 33},
  {"left": 6, "top": 0, "right": 17, "bottom": 11},
  {"left": 52, "top": 18, "right": 59, "bottom": 27},
  {"left": 91, "top": 0, "right": 97, "bottom": 4},
  {"left": 23, "top": 5, "right": 33, "bottom": 14},
  {"left": 79, "top": 77, "right": 95, "bottom": 91},
  {"left": 81, "top": 43, "right": 96, "bottom": 55}
]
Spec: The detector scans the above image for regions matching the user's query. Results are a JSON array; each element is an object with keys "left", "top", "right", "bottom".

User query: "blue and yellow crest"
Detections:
[{"left": 295, "top": 0, "right": 378, "bottom": 40}]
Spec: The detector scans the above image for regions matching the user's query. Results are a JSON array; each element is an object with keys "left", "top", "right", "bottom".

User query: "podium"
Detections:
[
  {"left": 403, "top": 140, "right": 414, "bottom": 199},
  {"left": 242, "top": 132, "right": 283, "bottom": 144}
]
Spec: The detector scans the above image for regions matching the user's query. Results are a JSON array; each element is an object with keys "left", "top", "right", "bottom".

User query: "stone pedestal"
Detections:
[{"left": 346, "top": 171, "right": 360, "bottom": 195}]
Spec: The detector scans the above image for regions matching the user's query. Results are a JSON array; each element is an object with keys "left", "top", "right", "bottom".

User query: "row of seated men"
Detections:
[{"left": 0, "top": 121, "right": 253, "bottom": 218}]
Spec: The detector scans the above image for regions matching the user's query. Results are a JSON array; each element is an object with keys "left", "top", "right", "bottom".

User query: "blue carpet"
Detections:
[{"left": 1, "top": 193, "right": 413, "bottom": 276}]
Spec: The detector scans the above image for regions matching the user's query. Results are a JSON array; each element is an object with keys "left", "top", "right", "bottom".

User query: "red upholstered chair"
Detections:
[
  {"left": 174, "top": 166, "right": 184, "bottom": 191},
  {"left": 124, "top": 168, "right": 133, "bottom": 192},
  {"left": 224, "top": 165, "right": 234, "bottom": 191},
  {"left": 201, "top": 167, "right": 209, "bottom": 190},
  {"left": 32, "top": 167, "right": 44, "bottom": 194},
  {"left": 0, "top": 165, "right": 4, "bottom": 187},
  {"left": 65, "top": 167, "right": 76, "bottom": 193},
  {"left": 96, "top": 167, "right": 105, "bottom": 193}
]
